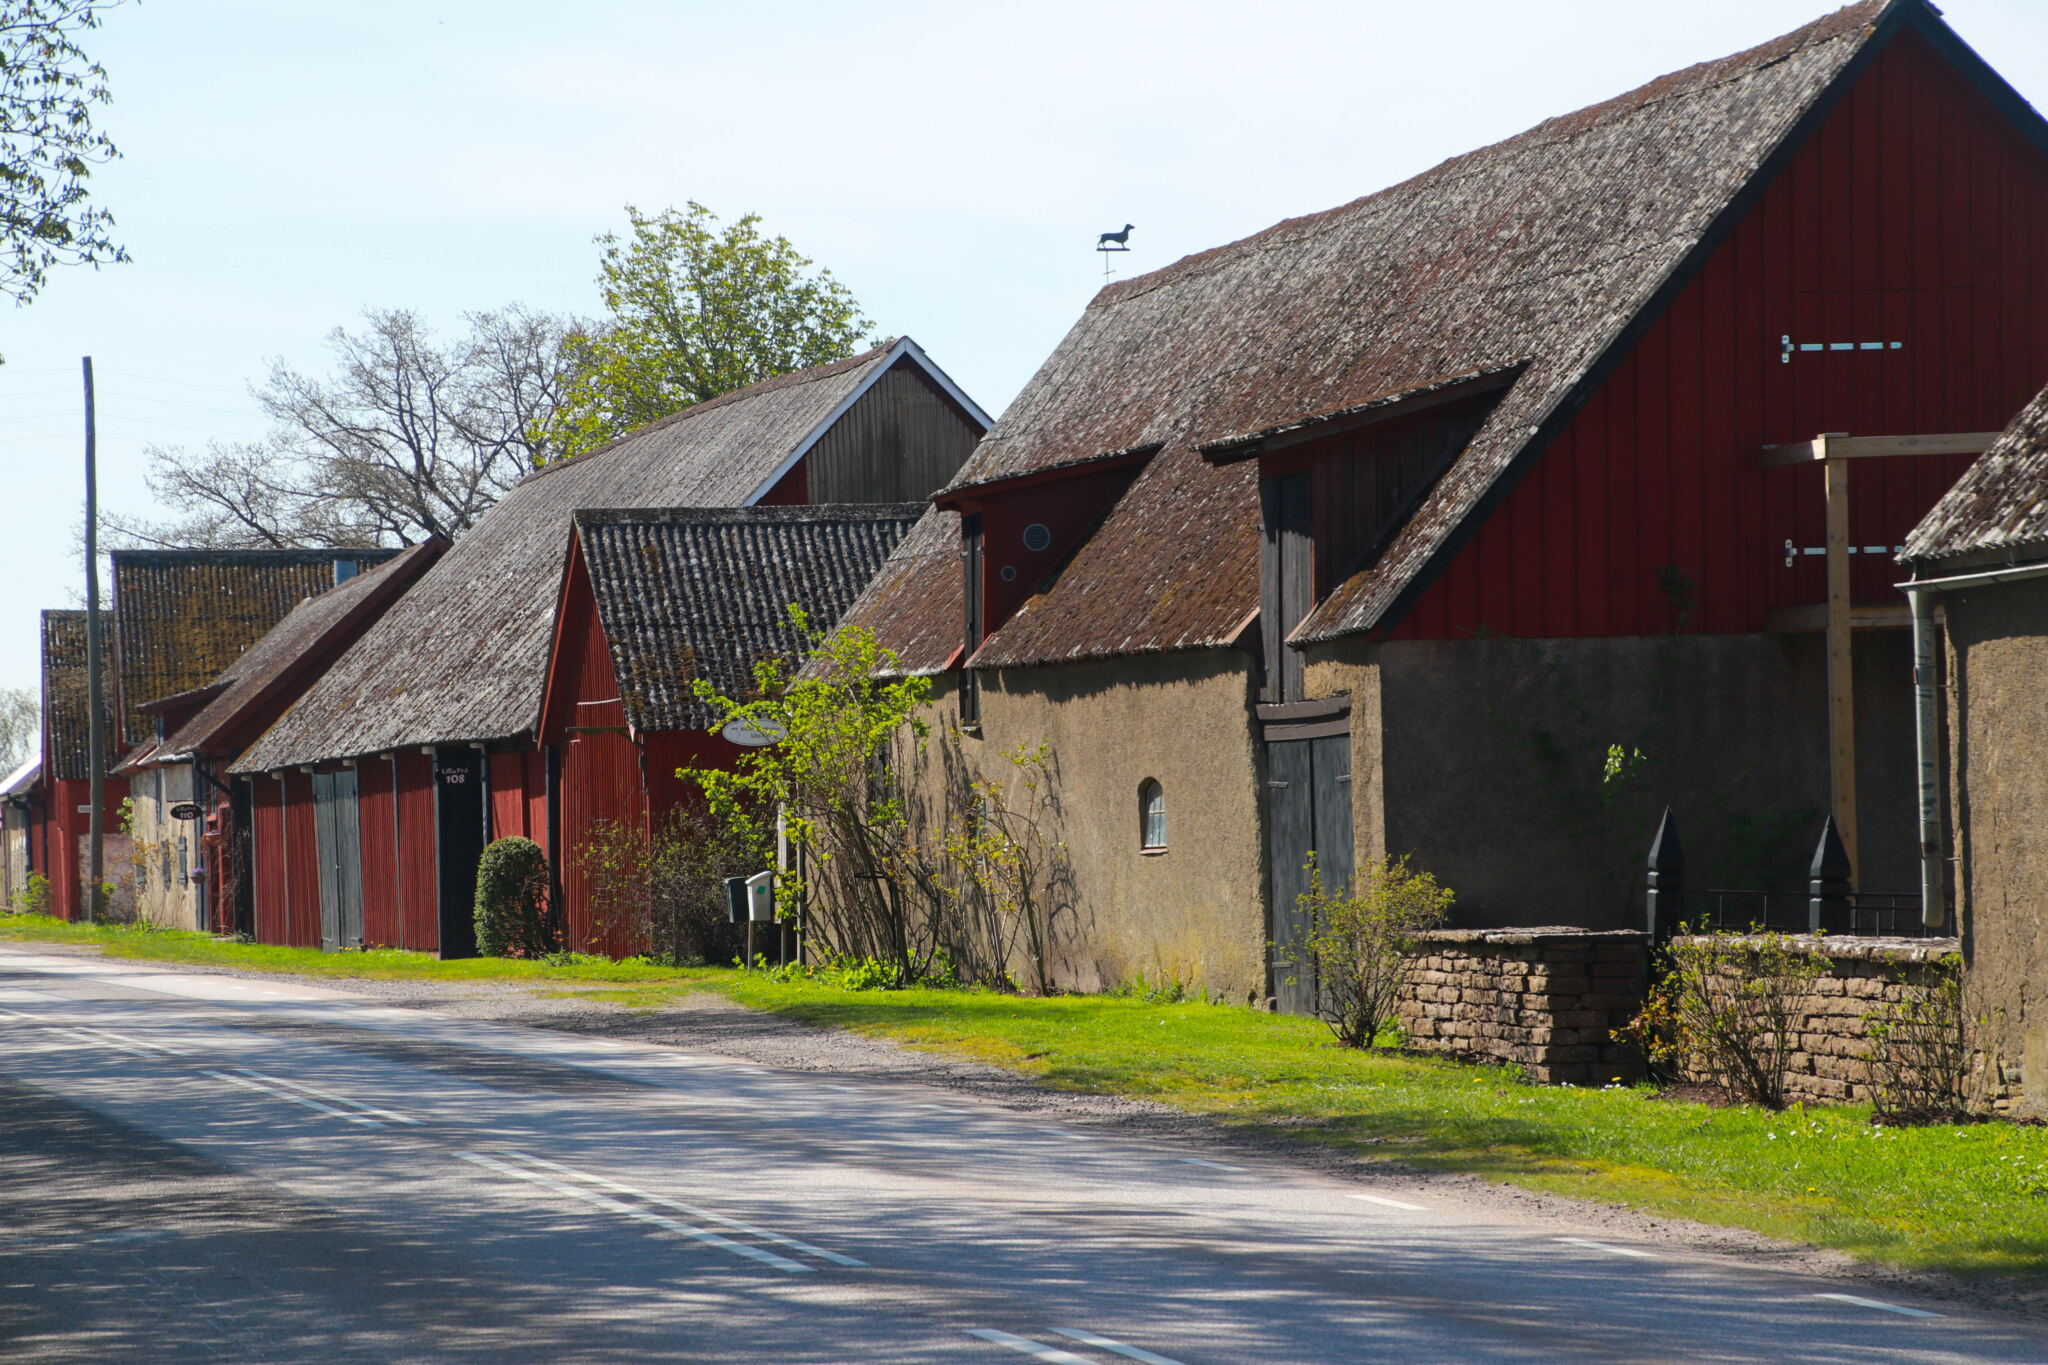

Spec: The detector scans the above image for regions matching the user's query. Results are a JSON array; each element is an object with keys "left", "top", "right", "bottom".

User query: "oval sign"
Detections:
[
  {"left": 168, "top": 802, "right": 203, "bottom": 821},
  {"left": 720, "top": 716, "right": 787, "bottom": 748}
]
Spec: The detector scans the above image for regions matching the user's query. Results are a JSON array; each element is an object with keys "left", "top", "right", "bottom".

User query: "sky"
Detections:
[{"left": 3, "top": 0, "right": 2047, "bottom": 712}]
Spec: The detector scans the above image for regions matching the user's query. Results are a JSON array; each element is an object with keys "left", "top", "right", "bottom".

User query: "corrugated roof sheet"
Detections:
[
  {"left": 931, "top": 0, "right": 1898, "bottom": 664},
  {"left": 235, "top": 343, "right": 909, "bottom": 772},
  {"left": 111, "top": 548, "right": 398, "bottom": 747},
  {"left": 576, "top": 506, "right": 921, "bottom": 732},
  {"left": 41, "top": 610, "right": 118, "bottom": 782},
  {"left": 152, "top": 542, "right": 442, "bottom": 761},
  {"left": 1903, "top": 382, "right": 2048, "bottom": 564}
]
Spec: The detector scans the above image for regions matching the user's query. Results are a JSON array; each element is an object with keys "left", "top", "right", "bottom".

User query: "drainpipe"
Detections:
[{"left": 1898, "top": 557, "right": 2048, "bottom": 929}]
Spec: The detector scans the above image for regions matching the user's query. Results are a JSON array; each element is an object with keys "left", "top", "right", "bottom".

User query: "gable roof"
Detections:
[
  {"left": 919, "top": 0, "right": 2020, "bottom": 667},
  {"left": 1903, "top": 382, "right": 2048, "bottom": 566},
  {"left": 570, "top": 505, "right": 922, "bottom": 732},
  {"left": 235, "top": 339, "right": 968, "bottom": 771},
  {"left": 41, "top": 610, "right": 117, "bottom": 782},
  {"left": 1, "top": 757, "right": 41, "bottom": 801},
  {"left": 111, "top": 548, "right": 398, "bottom": 748},
  {"left": 131, "top": 541, "right": 442, "bottom": 766}
]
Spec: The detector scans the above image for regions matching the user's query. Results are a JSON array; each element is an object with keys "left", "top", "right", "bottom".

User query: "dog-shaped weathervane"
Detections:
[{"left": 1097, "top": 223, "right": 1133, "bottom": 252}]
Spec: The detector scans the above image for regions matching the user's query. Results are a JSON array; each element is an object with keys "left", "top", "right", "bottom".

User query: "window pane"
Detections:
[{"left": 1141, "top": 782, "right": 1166, "bottom": 848}]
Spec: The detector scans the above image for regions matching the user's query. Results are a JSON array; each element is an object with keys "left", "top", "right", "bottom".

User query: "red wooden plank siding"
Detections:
[
  {"left": 395, "top": 749, "right": 438, "bottom": 952},
  {"left": 283, "top": 772, "right": 320, "bottom": 947},
  {"left": 1378, "top": 30, "right": 2048, "bottom": 642},
  {"left": 251, "top": 776, "right": 287, "bottom": 944},
  {"left": 527, "top": 750, "right": 549, "bottom": 859},
  {"left": 358, "top": 756, "right": 400, "bottom": 948},
  {"left": 549, "top": 580, "right": 650, "bottom": 957},
  {"left": 489, "top": 751, "right": 529, "bottom": 843}
]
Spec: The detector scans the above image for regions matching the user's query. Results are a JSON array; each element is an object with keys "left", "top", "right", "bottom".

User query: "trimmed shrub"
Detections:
[{"left": 474, "top": 837, "right": 555, "bottom": 958}]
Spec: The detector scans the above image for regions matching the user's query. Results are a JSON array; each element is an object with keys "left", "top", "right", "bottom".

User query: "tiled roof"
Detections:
[
  {"left": 41, "top": 610, "right": 118, "bottom": 782},
  {"left": 1903, "top": 382, "right": 2048, "bottom": 565},
  {"left": 575, "top": 506, "right": 921, "bottom": 731}
]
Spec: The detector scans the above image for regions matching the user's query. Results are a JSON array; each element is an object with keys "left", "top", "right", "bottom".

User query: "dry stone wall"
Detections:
[{"left": 1395, "top": 928, "right": 1651, "bottom": 1084}]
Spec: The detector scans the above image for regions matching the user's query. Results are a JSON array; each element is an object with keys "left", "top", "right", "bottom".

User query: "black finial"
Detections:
[
  {"left": 1645, "top": 806, "right": 1684, "bottom": 940},
  {"left": 1807, "top": 815, "right": 1852, "bottom": 933}
]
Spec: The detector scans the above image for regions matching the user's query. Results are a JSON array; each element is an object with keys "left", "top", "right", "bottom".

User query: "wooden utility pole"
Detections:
[
  {"left": 83, "top": 356, "right": 105, "bottom": 923},
  {"left": 1819, "top": 435, "right": 1857, "bottom": 886}
]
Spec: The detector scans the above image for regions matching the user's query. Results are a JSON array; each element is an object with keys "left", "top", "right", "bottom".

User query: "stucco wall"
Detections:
[
  {"left": 1945, "top": 575, "right": 2048, "bottom": 1117},
  {"left": 1305, "top": 631, "right": 1920, "bottom": 931},
  {"left": 123, "top": 765, "right": 200, "bottom": 929},
  {"left": 911, "top": 652, "right": 1268, "bottom": 1002}
]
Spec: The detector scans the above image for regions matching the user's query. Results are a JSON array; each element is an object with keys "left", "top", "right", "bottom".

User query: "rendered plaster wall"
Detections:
[
  {"left": 1305, "top": 631, "right": 1921, "bottom": 932},
  {"left": 914, "top": 651, "right": 1268, "bottom": 1002},
  {"left": 1944, "top": 575, "right": 2048, "bottom": 1118},
  {"left": 122, "top": 765, "right": 199, "bottom": 930}
]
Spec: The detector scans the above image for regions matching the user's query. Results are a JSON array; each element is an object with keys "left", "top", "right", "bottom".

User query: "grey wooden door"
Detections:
[
  {"left": 312, "top": 769, "right": 364, "bottom": 952},
  {"left": 1266, "top": 734, "right": 1354, "bottom": 1015}
]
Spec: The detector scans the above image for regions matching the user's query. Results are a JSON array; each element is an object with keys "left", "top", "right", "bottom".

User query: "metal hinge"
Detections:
[{"left": 1782, "top": 335, "right": 1904, "bottom": 363}]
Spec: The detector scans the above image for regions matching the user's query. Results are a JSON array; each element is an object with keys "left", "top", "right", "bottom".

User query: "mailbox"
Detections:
[
  {"left": 724, "top": 875, "right": 747, "bottom": 925},
  {"left": 745, "top": 870, "right": 776, "bottom": 922}
]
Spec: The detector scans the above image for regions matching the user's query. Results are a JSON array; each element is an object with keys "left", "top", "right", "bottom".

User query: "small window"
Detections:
[
  {"left": 1139, "top": 779, "right": 1166, "bottom": 851},
  {"left": 1022, "top": 523, "right": 1052, "bottom": 553}
]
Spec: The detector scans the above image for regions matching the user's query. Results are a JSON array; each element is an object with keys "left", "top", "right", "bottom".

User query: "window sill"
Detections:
[{"left": 1139, "top": 847, "right": 1169, "bottom": 857}]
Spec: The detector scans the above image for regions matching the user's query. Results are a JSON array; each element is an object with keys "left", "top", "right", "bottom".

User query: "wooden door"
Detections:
[
  {"left": 312, "top": 769, "right": 364, "bottom": 952},
  {"left": 1265, "top": 733, "right": 1354, "bottom": 1015}
]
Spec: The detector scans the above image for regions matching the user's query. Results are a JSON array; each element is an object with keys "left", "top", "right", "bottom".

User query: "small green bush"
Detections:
[
  {"left": 474, "top": 837, "right": 556, "bottom": 958},
  {"left": 8, "top": 872, "right": 49, "bottom": 916},
  {"left": 1638, "top": 927, "right": 1827, "bottom": 1110},
  {"left": 1282, "top": 853, "right": 1453, "bottom": 1049}
]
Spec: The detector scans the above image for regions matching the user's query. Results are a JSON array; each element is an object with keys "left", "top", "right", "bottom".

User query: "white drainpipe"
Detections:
[{"left": 1898, "top": 557, "right": 2048, "bottom": 928}]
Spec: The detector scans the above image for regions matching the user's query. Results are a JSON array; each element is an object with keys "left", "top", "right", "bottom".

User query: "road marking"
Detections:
[
  {"left": 920, "top": 1103, "right": 970, "bottom": 1114},
  {"left": 0, "top": 1007, "right": 193, "bottom": 1057},
  {"left": 205, "top": 1070, "right": 383, "bottom": 1127},
  {"left": 459, "top": 1152, "right": 811, "bottom": 1272},
  {"left": 1040, "top": 1129, "right": 1096, "bottom": 1141},
  {"left": 233, "top": 1069, "right": 419, "bottom": 1125},
  {"left": 495, "top": 1149, "right": 866, "bottom": 1267},
  {"left": 1813, "top": 1292, "right": 1942, "bottom": 1319},
  {"left": 1178, "top": 1158, "right": 1245, "bottom": 1172},
  {"left": 1346, "top": 1192, "right": 1427, "bottom": 1212},
  {"left": 1555, "top": 1237, "right": 1656, "bottom": 1259},
  {"left": 1053, "top": 1326, "right": 1190, "bottom": 1364},
  {"left": 965, "top": 1328, "right": 1093, "bottom": 1362},
  {"left": 823, "top": 1084, "right": 861, "bottom": 1092}
]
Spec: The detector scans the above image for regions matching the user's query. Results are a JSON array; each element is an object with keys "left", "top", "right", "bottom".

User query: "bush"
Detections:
[
  {"left": 8, "top": 872, "right": 49, "bottom": 916},
  {"left": 1283, "top": 854, "right": 1453, "bottom": 1049},
  {"left": 474, "top": 837, "right": 556, "bottom": 958},
  {"left": 1641, "top": 929, "right": 1826, "bottom": 1109},
  {"left": 1867, "top": 952, "right": 1971, "bottom": 1123},
  {"left": 647, "top": 805, "right": 755, "bottom": 966}
]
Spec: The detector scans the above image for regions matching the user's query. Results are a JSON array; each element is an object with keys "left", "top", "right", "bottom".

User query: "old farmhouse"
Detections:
[{"left": 834, "top": 0, "right": 2048, "bottom": 1005}]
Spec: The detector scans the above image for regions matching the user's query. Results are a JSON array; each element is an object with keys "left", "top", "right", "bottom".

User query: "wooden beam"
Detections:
[
  {"left": 1759, "top": 431, "right": 2000, "bottom": 468},
  {"left": 1764, "top": 602, "right": 1935, "bottom": 633},
  {"left": 1823, "top": 443, "right": 1858, "bottom": 887}
]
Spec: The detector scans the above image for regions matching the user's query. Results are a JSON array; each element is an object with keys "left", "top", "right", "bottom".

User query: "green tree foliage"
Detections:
[
  {"left": 1282, "top": 854, "right": 1454, "bottom": 1048},
  {"left": 941, "top": 742, "right": 1072, "bottom": 995},
  {"left": 473, "top": 836, "right": 556, "bottom": 958},
  {"left": 1, "top": 0, "right": 126, "bottom": 315},
  {"left": 688, "top": 611, "right": 943, "bottom": 985},
  {"left": 546, "top": 203, "right": 872, "bottom": 457}
]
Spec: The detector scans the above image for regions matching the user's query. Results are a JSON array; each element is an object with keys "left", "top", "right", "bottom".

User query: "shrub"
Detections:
[
  {"left": 8, "top": 872, "right": 49, "bottom": 916},
  {"left": 1867, "top": 952, "right": 1971, "bottom": 1123},
  {"left": 647, "top": 805, "right": 755, "bottom": 966},
  {"left": 474, "top": 837, "right": 556, "bottom": 958},
  {"left": 1283, "top": 854, "right": 1454, "bottom": 1049},
  {"left": 1642, "top": 929, "right": 1826, "bottom": 1109}
]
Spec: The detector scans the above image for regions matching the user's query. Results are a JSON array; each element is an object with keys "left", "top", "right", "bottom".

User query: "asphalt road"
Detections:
[{"left": 0, "top": 947, "right": 2039, "bottom": 1364}]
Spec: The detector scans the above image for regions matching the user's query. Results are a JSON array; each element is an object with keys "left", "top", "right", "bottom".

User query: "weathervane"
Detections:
[{"left": 1096, "top": 222, "right": 1133, "bottom": 278}]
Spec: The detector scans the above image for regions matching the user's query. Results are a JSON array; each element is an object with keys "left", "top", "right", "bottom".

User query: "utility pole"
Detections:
[{"left": 83, "top": 356, "right": 104, "bottom": 924}]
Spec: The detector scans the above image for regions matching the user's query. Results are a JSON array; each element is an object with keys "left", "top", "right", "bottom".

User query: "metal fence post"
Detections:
[
  {"left": 1645, "top": 806, "right": 1684, "bottom": 941},
  {"left": 1807, "top": 816, "right": 1852, "bottom": 934}
]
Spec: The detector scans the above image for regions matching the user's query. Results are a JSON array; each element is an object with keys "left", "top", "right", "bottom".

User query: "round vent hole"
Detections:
[
  {"left": 1000, "top": 565, "right": 1019, "bottom": 582},
  {"left": 1022, "top": 523, "right": 1052, "bottom": 553}
]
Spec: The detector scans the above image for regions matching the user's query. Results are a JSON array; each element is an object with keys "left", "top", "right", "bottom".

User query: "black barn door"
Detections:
[
  {"left": 434, "top": 748, "right": 484, "bottom": 958},
  {"left": 1266, "top": 733, "right": 1353, "bottom": 1014},
  {"left": 312, "top": 769, "right": 364, "bottom": 952}
]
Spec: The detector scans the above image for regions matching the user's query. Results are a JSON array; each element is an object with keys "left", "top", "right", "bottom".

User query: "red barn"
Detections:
[
  {"left": 233, "top": 340, "right": 986, "bottom": 954},
  {"left": 539, "top": 506, "right": 921, "bottom": 955},
  {"left": 835, "top": 0, "right": 2048, "bottom": 1005}
]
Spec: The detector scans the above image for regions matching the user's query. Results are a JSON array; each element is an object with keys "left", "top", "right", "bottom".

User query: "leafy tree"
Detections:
[
  {"left": 2, "top": 0, "right": 126, "bottom": 315},
  {"left": 546, "top": 203, "right": 872, "bottom": 457},
  {"left": 110, "top": 306, "right": 575, "bottom": 548},
  {"left": 0, "top": 685, "right": 37, "bottom": 773},
  {"left": 688, "top": 610, "right": 944, "bottom": 985}
]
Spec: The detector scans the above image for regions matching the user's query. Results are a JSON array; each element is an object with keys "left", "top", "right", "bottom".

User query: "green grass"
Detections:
[{"left": 6, "top": 913, "right": 2042, "bottom": 1277}]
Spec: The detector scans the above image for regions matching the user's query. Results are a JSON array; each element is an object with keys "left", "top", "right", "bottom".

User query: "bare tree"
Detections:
[
  {"left": 0, "top": 686, "right": 38, "bottom": 774},
  {"left": 111, "top": 306, "right": 577, "bottom": 549}
]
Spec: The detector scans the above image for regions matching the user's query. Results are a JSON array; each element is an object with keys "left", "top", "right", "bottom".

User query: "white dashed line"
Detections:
[
  {"left": 1347, "top": 1192, "right": 1428, "bottom": 1212},
  {"left": 1179, "top": 1158, "right": 1245, "bottom": 1172},
  {"left": 1053, "top": 1326, "right": 1190, "bottom": 1364},
  {"left": 966, "top": 1328, "right": 1093, "bottom": 1362},
  {"left": 1813, "top": 1292, "right": 1942, "bottom": 1319},
  {"left": 1040, "top": 1129, "right": 1096, "bottom": 1141},
  {"left": 1555, "top": 1237, "right": 1657, "bottom": 1259},
  {"left": 205, "top": 1069, "right": 383, "bottom": 1127},
  {"left": 234, "top": 1069, "right": 419, "bottom": 1124}
]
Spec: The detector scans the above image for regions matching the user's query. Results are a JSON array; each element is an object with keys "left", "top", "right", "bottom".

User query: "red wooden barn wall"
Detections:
[
  {"left": 358, "top": 756, "right": 400, "bottom": 948},
  {"left": 1375, "top": 30, "right": 2048, "bottom": 642},
  {"left": 282, "top": 772, "right": 320, "bottom": 947},
  {"left": 642, "top": 730, "right": 735, "bottom": 829},
  {"left": 487, "top": 748, "right": 548, "bottom": 854},
  {"left": 394, "top": 749, "right": 437, "bottom": 952},
  {"left": 251, "top": 776, "right": 287, "bottom": 944}
]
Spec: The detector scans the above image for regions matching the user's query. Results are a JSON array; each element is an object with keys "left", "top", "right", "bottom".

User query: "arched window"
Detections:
[{"left": 1139, "top": 779, "right": 1167, "bottom": 851}]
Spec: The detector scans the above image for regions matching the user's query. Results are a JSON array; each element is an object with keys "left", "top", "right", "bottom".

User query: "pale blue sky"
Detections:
[{"left": 4, "top": 0, "right": 2046, "bottom": 708}]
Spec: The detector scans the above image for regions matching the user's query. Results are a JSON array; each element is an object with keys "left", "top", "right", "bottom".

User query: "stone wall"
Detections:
[{"left": 1396, "top": 928, "right": 1651, "bottom": 1084}]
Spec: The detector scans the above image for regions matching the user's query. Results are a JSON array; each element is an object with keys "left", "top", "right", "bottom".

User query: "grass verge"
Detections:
[{"left": 5, "top": 914, "right": 2041, "bottom": 1277}]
